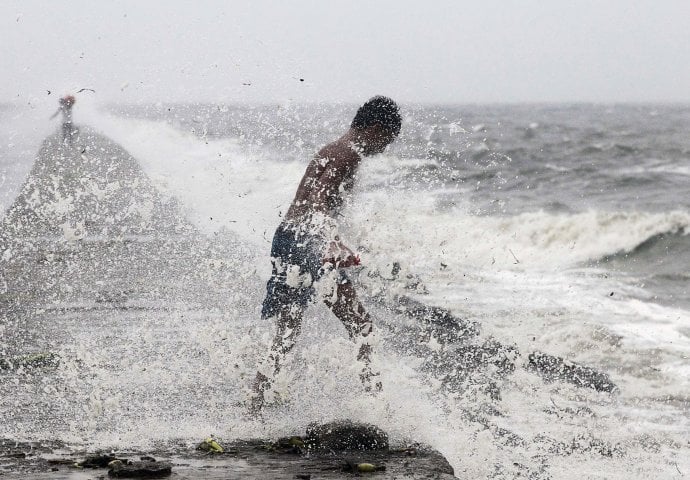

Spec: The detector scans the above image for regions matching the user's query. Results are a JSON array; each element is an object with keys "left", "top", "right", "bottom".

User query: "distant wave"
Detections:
[
  {"left": 628, "top": 229, "right": 688, "bottom": 254},
  {"left": 600, "top": 228, "right": 689, "bottom": 266},
  {"left": 351, "top": 203, "right": 690, "bottom": 271},
  {"left": 480, "top": 209, "right": 690, "bottom": 268}
]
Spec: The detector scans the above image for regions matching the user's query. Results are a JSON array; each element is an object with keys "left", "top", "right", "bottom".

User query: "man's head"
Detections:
[
  {"left": 60, "top": 95, "right": 76, "bottom": 107},
  {"left": 351, "top": 96, "right": 401, "bottom": 155}
]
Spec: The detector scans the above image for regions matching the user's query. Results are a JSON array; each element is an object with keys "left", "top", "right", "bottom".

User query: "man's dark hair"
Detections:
[{"left": 351, "top": 96, "right": 401, "bottom": 136}]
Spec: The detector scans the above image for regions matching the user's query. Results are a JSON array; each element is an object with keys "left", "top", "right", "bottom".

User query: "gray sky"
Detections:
[{"left": 2, "top": 0, "right": 690, "bottom": 104}]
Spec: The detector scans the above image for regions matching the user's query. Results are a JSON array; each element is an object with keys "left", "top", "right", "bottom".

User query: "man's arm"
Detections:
[
  {"left": 323, "top": 240, "right": 360, "bottom": 267},
  {"left": 307, "top": 144, "right": 361, "bottom": 265}
]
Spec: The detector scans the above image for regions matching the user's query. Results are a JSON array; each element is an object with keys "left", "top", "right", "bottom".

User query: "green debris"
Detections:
[
  {"left": 262, "top": 436, "right": 305, "bottom": 454},
  {"left": 197, "top": 438, "right": 224, "bottom": 454},
  {"left": 288, "top": 437, "right": 305, "bottom": 448},
  {"left": 357, "top": 462, "right": 386, "bottom": 472},
  {"left": 342, "top": 461, "right": 387, "bottom": 473}
]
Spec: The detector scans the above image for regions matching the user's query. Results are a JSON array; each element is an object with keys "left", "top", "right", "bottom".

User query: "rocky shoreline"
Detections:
[{"left": 0, "top": 422, "right": 457, "bottom": 479}]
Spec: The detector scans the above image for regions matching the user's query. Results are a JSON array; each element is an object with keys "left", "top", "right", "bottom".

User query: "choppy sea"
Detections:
[{"left": 0, "top": 100, "right": 688, "bottom": 479}]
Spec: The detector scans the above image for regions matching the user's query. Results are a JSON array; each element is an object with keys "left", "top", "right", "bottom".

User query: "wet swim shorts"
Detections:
[{"left": 261, "top": 223, "right": 326, "bottom": 319}]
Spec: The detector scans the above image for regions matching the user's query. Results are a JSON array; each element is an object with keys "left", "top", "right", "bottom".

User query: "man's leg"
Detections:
[
  {"left": 250, "top": 303, "right": 304, "bottom": 413},
  {"left": 323, "top": 280, "right": 381, "bottom": 392},
  {"left": 62, "top": 123, "right": 70, "bottom": 143}
]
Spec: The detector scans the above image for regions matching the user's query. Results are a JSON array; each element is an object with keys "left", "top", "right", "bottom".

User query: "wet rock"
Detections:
[
  {"left": 0, "top": 128, "right": 191, "bottom": 242},
  {"left": 0, "top": 352, "right": 60, "bottom": 371},
  {"left": 108, "top": 459, "right": 172, "bottom": 478},
  {"left": 528, "top": 351, "right": 617, "bottom": 392},
  {"left": 535, "top": 433, "right": 625, "bottom": 457},
  {"left": 451, "top": 338, "right": 517, "bottom": 376},
  {"left": 374, "top": 283, "right": 616, "bottom": 396},
  {"left": 2, "top": 451, "right": 27, "bottom": 458},
  {"left": 420, "top": 337, "right": 518, "bottom": 397},
  {"left": 305, "top": 421, "right": 389, "bottom": 451},
  {"left": 394, "top": 295, "right": 480, "bottom": 343},
  {"left": 366, "top": 263, "right": 618, "bottom": 396},
  {"left": 1, "top": 436, "right": 456, "bottom": 479},
  {"left": 78, "top": 453, "right": 120, "bottom": 468}
]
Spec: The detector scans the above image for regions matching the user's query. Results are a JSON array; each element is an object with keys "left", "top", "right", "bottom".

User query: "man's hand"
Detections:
[{"left": 323, "top": 240, "right": 361, "bottom": 268}]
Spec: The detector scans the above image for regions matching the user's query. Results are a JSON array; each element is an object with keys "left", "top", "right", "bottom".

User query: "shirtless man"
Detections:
[{"left": 250, "top": 96, "right": 402, "bottom": 413}]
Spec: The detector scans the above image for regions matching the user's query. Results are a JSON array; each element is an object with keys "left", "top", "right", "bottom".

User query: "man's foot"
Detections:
[{"left": 247, "top": 372, "right": 271, "bottom": 417}]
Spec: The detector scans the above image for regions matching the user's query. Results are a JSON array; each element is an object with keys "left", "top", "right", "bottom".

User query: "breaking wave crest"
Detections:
[{"left": 350, "top": 203, "right": 690, "bottom": 273}]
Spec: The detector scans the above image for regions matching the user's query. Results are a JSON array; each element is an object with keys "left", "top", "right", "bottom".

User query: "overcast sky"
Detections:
[{"left": 2, "top": 0, "right": 690, "bottom": 104}]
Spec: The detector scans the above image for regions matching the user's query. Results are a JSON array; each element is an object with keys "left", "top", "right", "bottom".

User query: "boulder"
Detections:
[{"left": 305, "top": 421, "right": 389, "bottom": 451}]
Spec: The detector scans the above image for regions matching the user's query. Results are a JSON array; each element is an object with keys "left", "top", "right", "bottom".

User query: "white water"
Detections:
[{"left": 2, "top": 104, "right": 689, "bottom": 478}]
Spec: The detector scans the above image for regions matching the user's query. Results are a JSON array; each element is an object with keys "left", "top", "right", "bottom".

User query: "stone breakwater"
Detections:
[{"left": 0, "top": 421, "right": 457, "bottom": 480}]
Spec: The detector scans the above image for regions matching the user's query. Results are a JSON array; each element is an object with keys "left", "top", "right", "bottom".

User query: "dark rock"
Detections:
[
  {"left": 394, "top": 295, "right": 480, "bottom": 343},
  {"left": 527, "top": 352, "right": 617, "bottom": 392},
  {"left": 108, "top": 459, "right": 172, "bottom": 478},
  {"left": 374, "top": 286, "right": 616, "bottom": 396},
  {"left": 3, "top": 451, "right": 27, "bottom": 458},
  {"left": 0, "top": 436, "right": 457, "bottom": 479},
  {"left": 418, "top": 337, "right": 518, "bottom": 398},
  {"left": 535, "top": 433, "right": 625, "bottom": 457},
  {"left": 47, "top": 458, "right": 76, "bottom": 465},
  {"left": 78, "top": 453, "right": 120, "bottom": 468},
  {"left": 305, "top": 421, "right": 389, "bottom": 451},
  {"left": 0, "top": 352, "right": 60, "bottom": 371}
]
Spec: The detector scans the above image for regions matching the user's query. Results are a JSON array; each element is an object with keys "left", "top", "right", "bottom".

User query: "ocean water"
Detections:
[{"left": 0, "top": 100, "right": 688, "bottom": 478}]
